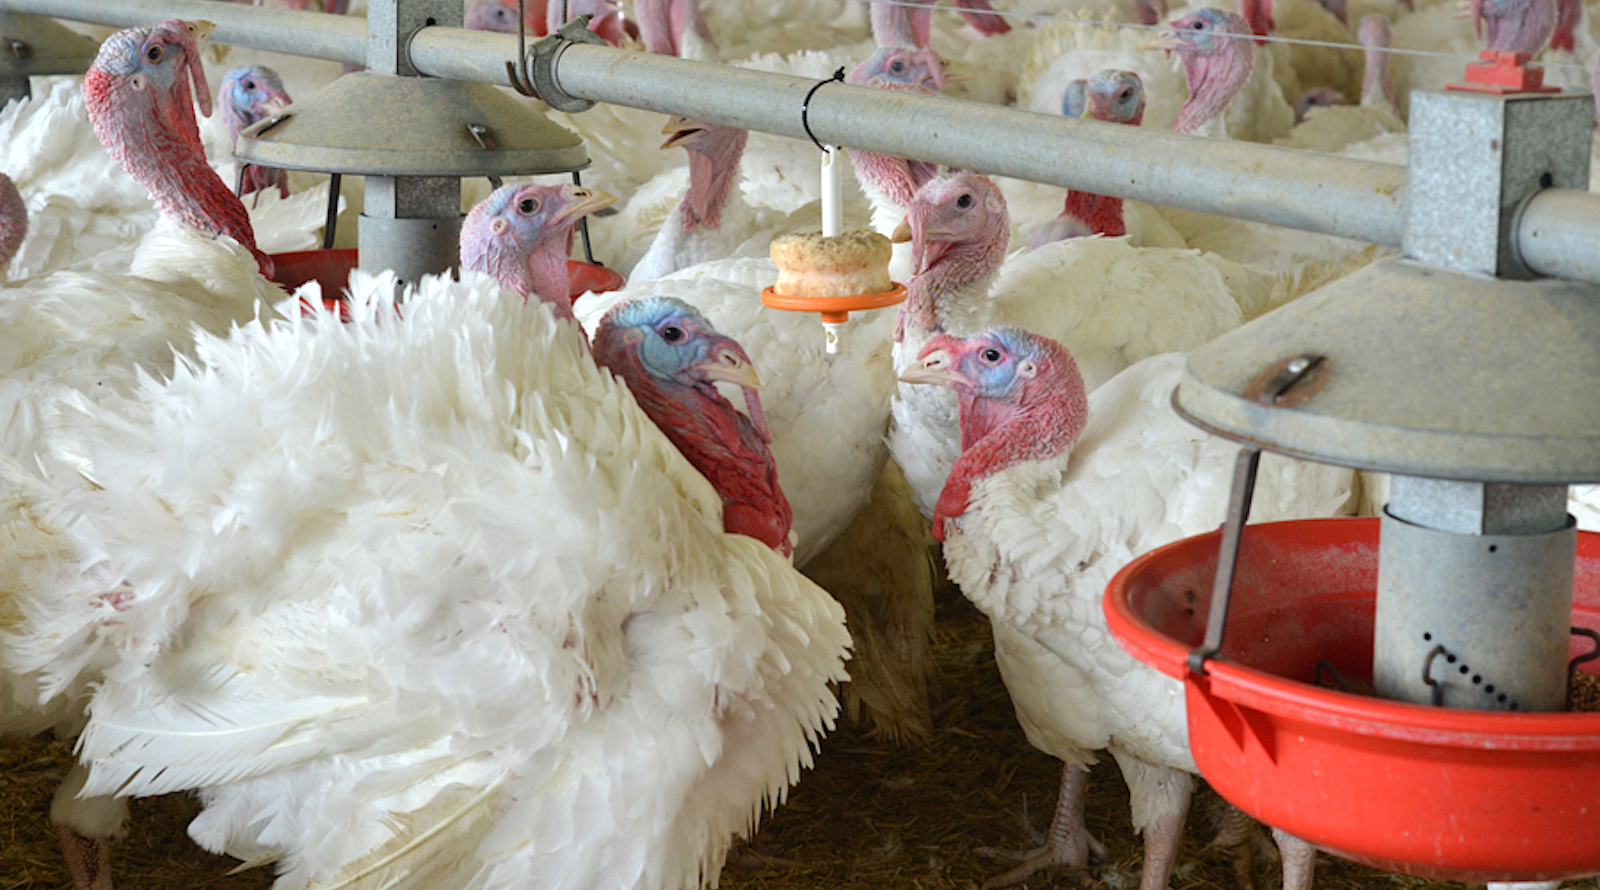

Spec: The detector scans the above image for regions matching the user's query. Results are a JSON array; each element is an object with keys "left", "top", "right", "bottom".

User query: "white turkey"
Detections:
[
  {"left": 591, "top": 296, "right": 794, "bottom": 556},
  {"left": 1016, "top": 70, "right": 1190, "bottom": 250},
  {"left": 26, "top": 266, "right": 847, "bottom": 890},
  {"left": 0, "top": 72, "right": 331, "bottom": 280},
  {"left": 625, "top": 118, "right": 850, "bottom": 284},
  {"left": 575, "top": 255, "right": 940, "bottom": 742},
  {"left": 1150, "top": 12, "right": 1386, "bottom": 277},
  {"left": 1273, "top": 14, "right": 1405, "bottom": 153},
  {"left": 1152, "top": 8, "right": 1295, "bottom": 142},
  {"left": 0, "top": 19, "right": 289, "bottom": 890},
  {"left": 899, "top": 327, "right": 1355, "bottom": 890},
  {"left": 887, "top": 170, "right": 1274, "bottom": 518}
]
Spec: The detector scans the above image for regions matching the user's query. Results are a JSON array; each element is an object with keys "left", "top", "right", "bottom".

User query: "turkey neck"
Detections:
[
  {"left": 1483, "top": 0, "right": 1556, "bottom": 53},
  {"left": 872, "top": 0, "right": 933, "bottom": 47},
  {"left": 636, "top": 0, "right": 675, "bottom": 54},
  {"left": 1062, "top": 190, "right": 1126, "bottom": 238},
  {"left": 1360, "top": 34, "right": 1394, "bottom": 108},
  {"left": 899, "top": 233, "right": 1005, "bottom": 341},
  {"left": 516, "top": 239, "right": 574, "bottom": 320},
  {"left": 622, "top": 361, "right": 791, "bottom": 551},
  {"left": 935, "top": 376, "right": 1087, "bottom": 541},
  {"left": 1174, "top": 38, "right": 1253, "bottom": 135},
  {"left": 680, "top": 131, "right": 748, "bottom": 233},
  {"left": 86, "top": 65, "right": 268, "bottom": 276}
]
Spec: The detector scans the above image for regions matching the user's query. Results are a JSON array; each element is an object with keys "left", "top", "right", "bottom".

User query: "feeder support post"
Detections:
[
  {"left": 1373, "top": 86, "right": 1589, "bottom": 713},
  {"left": 358, "top": 0, "right": 466, "bottom": 287}
]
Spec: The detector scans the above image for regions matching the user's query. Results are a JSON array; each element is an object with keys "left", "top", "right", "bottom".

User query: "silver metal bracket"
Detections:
[
  {"left": 1404, "top": 89, "right": 1592, "bottom": 279},
  {"left": 519, "top": 16, "right": 604, "bottom": 113}
]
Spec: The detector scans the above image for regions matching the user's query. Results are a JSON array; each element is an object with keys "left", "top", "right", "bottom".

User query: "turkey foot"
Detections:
[
  {"left": 975, "top": 763, "right": 1105, "bottom": 890},
  {"left": 57, "top": 824, "right": 113, "bottom": 890}
]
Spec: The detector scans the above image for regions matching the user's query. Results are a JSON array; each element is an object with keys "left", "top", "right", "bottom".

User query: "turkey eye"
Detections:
[
  {"left": 146, "top": 44, "right": 163, "bottom": 63},
  {"left": 661, "top": 325, "right": 684, "bottom": 343},
  {"left": 982, "top": 348, "right": 1002, "bottom": 363},
  {"left": 956, "top": 193, "right": 974, "bottom": 210},
  {"left": 243, "top": 80, "right": 256, "bottom": 90},
  {"left": 1191, "top": 20, "right": 1205, "bottom": 28},
  {"left": 517, "top": 197, "right": 539, "bottom": 214},
  {"left": 889, "top": 59, "right": 907, "bottom": 74},
  {"left": 1120, "top": 89, "right": 1131, "bottom": 100}
]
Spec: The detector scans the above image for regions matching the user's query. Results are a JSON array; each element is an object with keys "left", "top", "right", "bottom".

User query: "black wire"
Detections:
[{"left": 801, "top": 67, "right": 846, "bottom": 152}]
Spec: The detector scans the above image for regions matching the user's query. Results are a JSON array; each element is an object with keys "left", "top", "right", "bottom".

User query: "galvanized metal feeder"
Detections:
[
  {"left": 0, "top": 11, "right": 96, "bottom": 104},
  {"left": 1106, "top": 68, "right": 1600, "bottom": 880},
  {"left": 234, "top": 0, "right": 595, "bottom": 290}
]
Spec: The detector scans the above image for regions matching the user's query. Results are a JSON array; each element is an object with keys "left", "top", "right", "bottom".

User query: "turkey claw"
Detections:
[{"left": 974, "top": 832, "right": 1106, "bottom": 890}]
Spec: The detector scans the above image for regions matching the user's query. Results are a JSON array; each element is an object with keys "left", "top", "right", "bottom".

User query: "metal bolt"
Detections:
[{"left": 466, "top": 123, "right": 496, "bottom": 151}]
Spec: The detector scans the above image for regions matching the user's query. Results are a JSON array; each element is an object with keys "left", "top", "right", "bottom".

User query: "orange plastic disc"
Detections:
[{"left": 760, "top": 283, "right": 907, "bottom": 323}]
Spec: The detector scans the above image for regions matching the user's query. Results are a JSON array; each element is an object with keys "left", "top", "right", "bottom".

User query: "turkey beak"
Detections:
[
  {"left": 660, "top": 115, "right": 705, "bottom": 149},
  {"left": 185, "top": 20, "right": 217, "bottom": 40},
  {"left": 257, "top": 92, "right": 290, "bottom": 119},
  {"left": 1147, "top": 30, "right": 1182, "bottom": 53},
  {"left": 891, "top": 219, "right": 913, "bottom": 243},
  {"left": 941, "top": 58, "right": 971, "bottom": 84},
  {"left": 899, "top": 349, "right": 967, "bottom": 388},
  {"left": 694, "top": 346, "right": 763, "bottom": 391},
  {"left": 552, "top": 186, "right": 617, "bottom": 227}
]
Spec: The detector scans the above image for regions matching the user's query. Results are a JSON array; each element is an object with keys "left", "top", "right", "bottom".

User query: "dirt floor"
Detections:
[{"left": 0, "top": 590, "right": 1585, "bottom": 890}]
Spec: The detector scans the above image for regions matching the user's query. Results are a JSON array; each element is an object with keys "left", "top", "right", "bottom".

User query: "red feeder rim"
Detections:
[
  {"left": 268, "top": 251, "right": 625, "bottom": 316},
  {"left": 1104, "top": 517, "right": 1600, "bottom": 882},
  {"left": 759, "top": 283, "right": 907, "bottom": 323}
]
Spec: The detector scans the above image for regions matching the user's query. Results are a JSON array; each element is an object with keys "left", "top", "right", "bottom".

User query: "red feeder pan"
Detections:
[
  {"left": 268, "top": 249, "right": 625, "bottom": 307},
  {"left": 1104, "top": 517, "right": 1600, "bottom": 882}
]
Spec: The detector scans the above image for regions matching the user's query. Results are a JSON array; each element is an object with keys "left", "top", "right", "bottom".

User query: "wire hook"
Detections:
[
  {"left": 506, "top": 0, "right": 538, "bottom": 96},
  {"left": 801, "top": 67, "right": 846, "bottom": 152}
]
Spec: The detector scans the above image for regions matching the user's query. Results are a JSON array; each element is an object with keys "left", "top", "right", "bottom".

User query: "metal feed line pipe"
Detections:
[{"left": 7, "top": 0, "right": 1600, "bottom": 284}]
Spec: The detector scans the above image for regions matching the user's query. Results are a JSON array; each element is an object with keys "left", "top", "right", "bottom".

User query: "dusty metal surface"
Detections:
[
  {"left": 0, "top": 0, "right": 367, "bottom": 65},
  {"left": 1375, "top": 502, "right": 1576, "bottom": 712},
  {"left": 233, "top": 72, "right": 588, "bottom": 176},
  {"left": 0, "top": 12, "right": 95, "bottom": 78},
  {"left": 1387, "top": 478, "right": 1570, "bottom": 536},
  {"left": 1404, "top": 90, "right": 1593, "bottom": 279},
  {"left": 1175, "top": 257, "right": 1600, "bottom": 482}
]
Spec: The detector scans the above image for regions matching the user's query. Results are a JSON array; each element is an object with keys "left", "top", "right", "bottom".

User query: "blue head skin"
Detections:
[
  {"left": 220, "top": 65, "right": 291, "bottom": 139},
  {"left": 1061, "top": 79, "right": 1089, "bottom": 118},
  {"left": 903, "top": 326, "right": 1055, "bottom": 401},
  {"left": 465, "top": 0, "right": 520, "bottom": 33},
  {"left": 593, "top": 297, "right": 761, "bottom": 394},
  {"left": 900, "top": 326, "right": 1087, "bottom": 540},
  {"left": 1157, "top": 8, "right": 1241, "bottom": 56},
  {"left": 848, "top": 45, "right": 947, "bottom": 92},
  {"left": 1087, "top": 70, "right": 1145, "bottom": 124}
]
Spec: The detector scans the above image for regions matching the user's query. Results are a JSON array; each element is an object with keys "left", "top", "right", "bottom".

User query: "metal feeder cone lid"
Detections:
[
  {"left": 234, "top": 71, "right": 589, "bottom": 177},
  {"left": 0, "top": 13, "right": 98, "bottom": 77},
  {"left": 1173, "top": 256, "right": 1600, "bottom": 483}
]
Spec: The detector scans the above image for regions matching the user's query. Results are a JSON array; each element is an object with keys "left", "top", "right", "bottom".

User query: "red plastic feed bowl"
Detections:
[
  {"left": 268, "top": 250, "right": 625, "bottom": 305},
  {"left": 1104, "top": 517, "right": 1600, "bottom": 882}
]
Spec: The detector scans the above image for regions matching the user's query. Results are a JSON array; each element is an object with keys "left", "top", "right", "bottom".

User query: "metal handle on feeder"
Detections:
[{"left": 1186, "top": 446, "right": 1262, "bottom": 677}]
